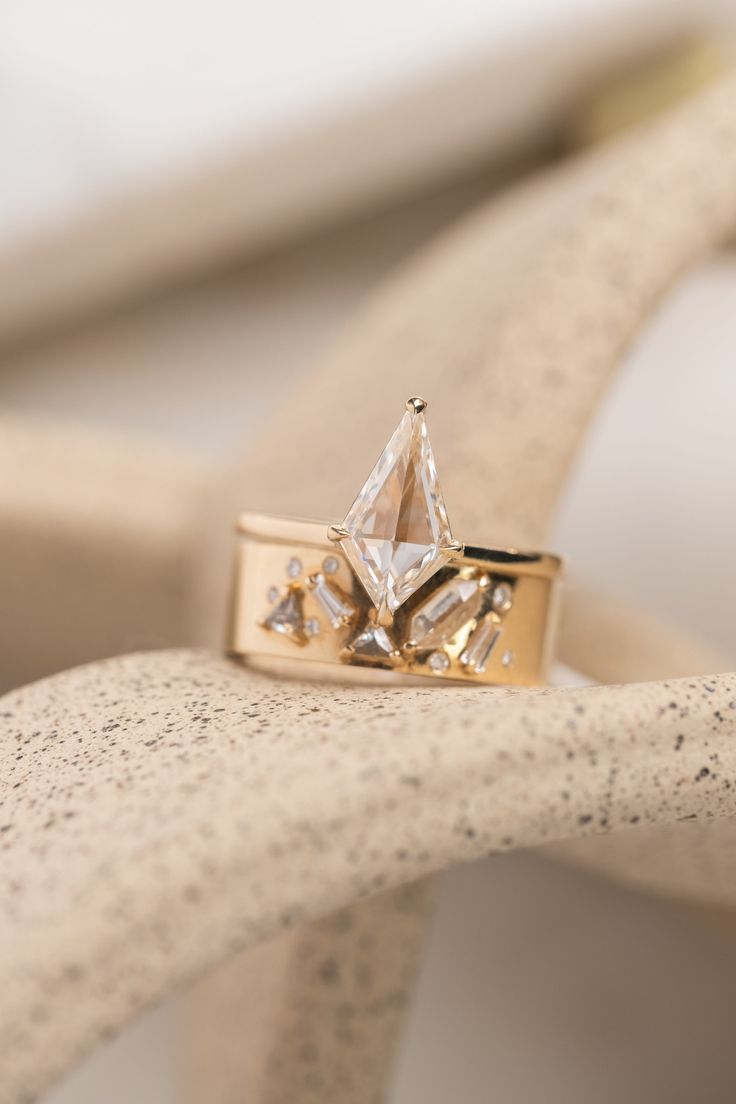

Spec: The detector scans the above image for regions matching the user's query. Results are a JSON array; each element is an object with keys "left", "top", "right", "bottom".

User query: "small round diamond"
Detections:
[
  {"left": 492, "top": 583, "right": 513, "bottom": 613},
  {"left": 267, "top": 585, "right": 279, "bottom": 603},
  {"left": 428, "top": 651, "right": 450, "bottom": 673},
  {"left": 501, "top": 649, "right": 514, "bottom": 668},
  {"left": 286, "top": 557, "right": 302, "bottom": 579},
  {"left": 322, "top": 555, "right": 340, "bottom": 575},
  {"left": 305, "top": 618, "right": 321, "bottom": 637}
]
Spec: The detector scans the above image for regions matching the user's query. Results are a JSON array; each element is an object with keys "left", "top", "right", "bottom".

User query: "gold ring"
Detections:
[{"left": 229, "top": 398, "right": 563, "bottom": 685}]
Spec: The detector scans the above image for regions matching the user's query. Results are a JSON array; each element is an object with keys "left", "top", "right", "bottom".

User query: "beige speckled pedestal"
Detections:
[{"left": 3, "top": 73, "right": 736, "bottom": 1104}]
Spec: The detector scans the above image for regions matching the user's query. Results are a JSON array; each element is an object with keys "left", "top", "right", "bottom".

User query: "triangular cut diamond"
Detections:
[
  {"left": 344, "top": 622, "right": 400, "bottom": 666},
  {"left": 340, "top": 405, "right": 453, "bottom": 616},
  {"left": 262, "top": 587, "right": 307, "bottom": 646}
]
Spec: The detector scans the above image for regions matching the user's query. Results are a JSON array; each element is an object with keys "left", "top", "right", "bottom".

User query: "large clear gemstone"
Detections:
[
  {"left": 340, "top": 408, "right": 453, "bottom": 617},
  {"left": 408, "top": 576, "right": 482, "bottom": 649}
]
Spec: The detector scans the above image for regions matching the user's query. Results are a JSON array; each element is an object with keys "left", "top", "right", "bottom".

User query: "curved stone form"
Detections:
[
  {"left": 2, "top": 72, "right": 736, "bottom": 1104},
  {"left": 3, "top": 651, "right": 736, "bottom": 1104}
]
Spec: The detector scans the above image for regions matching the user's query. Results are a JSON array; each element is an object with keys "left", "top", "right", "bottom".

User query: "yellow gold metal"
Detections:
[
  {"left": 229, "top": 512, "right": 563, "bottom": 687},
  {"left": 406, "top": 396, "right": 427, "bottom": 414},
  {"left": 327, "top": 524, "right": 349, "bottom": 542}
]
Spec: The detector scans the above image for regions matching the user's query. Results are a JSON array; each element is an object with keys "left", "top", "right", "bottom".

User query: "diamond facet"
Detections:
[
  {"left": 340, "top": 407, "right": 453, "bottom": 616},
  {"left": 428, "top": 650, "right": 450, "bottom": 673},
  {"left": 460, "top": 615, "right": 502, "bottom": 674},
  {"left": 262, "top": 587, "right": 307, "bottom": 645},
  {"left": 492, "top": 582, "right": 513, "bottom": 613},
  {"left": 344, "top": 622, "right": 400, "bottom": 666},
  {"left": 286, "top": 557, "right": 302, "bottom": 579},
  {"left": 407, "top": 576, "right": 482, "bottom": 649},
  {"left": 307, "top": 573, "right": 357, "bottom": 629}
]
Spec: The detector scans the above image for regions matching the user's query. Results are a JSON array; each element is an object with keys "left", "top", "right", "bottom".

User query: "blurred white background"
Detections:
[{"left": 0, "top": 0, "right": 682, "bottom": 245}]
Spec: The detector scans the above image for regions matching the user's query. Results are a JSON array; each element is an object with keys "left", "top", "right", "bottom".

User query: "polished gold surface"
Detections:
[{"left": 229, "top": 512, "right": 562, "bottom": 686}]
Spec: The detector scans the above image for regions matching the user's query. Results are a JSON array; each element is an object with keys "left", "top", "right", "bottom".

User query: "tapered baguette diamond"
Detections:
[
  {"left": 307, "top": 573, "right": 356, "bottom": 628},
  {"left": 408, "top": 577, "right": 482, "bottom": 649},
  {"left": 460, "top": 615, "right": 502, "bottom": 675},
  {"left": 340, "top": 405, "right": 453, "bottom": 617}
]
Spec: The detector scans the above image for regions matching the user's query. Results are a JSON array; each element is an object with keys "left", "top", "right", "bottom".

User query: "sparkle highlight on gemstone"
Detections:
[
  {"left": 407, "top": 576, "right": 482, "bottom": 650},
  {"left": 286, "top": 556, "right": 302, "bottom": 579},
  {"left": 460, "top": 615, "right": 502, "bottom": 675},
  {"left": 261, "top": 586, "right": 307, "bottom": 646},
  {"left": 307, "top": 573, "right": 357, "bottom": 629},
  {"left": 428, "top": 650, "right": 450, "bottom": 673},
  {"left": 492, "top": 583, "right": 513, "bottom": 613},
  {"left": 343, "top": 622, "right": 401, "bottom": 666},
  {"left": 339, "top": 402, "right": 453, "bottom": 617}
]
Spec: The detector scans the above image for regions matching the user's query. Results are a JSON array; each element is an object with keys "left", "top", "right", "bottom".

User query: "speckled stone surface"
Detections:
[
  {"left": 3, "top": 652, "right": 736, "bottom": 1104},
  {"left": 182, "top": 882, "right": 433, "bottom": 1104},
  {"left": 3, "top": 73, "right": 736, "bottom": 1104}
]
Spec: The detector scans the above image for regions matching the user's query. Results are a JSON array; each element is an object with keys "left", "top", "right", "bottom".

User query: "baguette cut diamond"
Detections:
[
  {"left": 460, "top": 615, "right": 502, "bottom": 674},
  {"left": 408, "top": 576, "right": 482, "bottom": 649},
  {"left": 307, "top": 573, "right": 356, "bottom": 628},
  {"left": 340, "top": 408, "right": 453, "bottom": 616}
]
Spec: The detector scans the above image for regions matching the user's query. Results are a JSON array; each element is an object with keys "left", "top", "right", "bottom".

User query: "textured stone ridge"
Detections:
[{"left": 3, "top": 649, "right": 736, "bottom": 1103}]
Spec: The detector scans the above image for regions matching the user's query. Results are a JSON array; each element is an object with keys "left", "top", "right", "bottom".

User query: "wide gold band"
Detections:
[{"left": 229, "top": 513, "right": 562, "bottom": 687}]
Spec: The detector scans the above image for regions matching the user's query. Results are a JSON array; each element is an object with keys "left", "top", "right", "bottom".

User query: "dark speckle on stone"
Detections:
[{"left": 318, "top": 957, "right": 340, "bottom": 986}]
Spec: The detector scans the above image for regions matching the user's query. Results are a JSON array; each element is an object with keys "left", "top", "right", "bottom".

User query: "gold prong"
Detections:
[
  {"left": 327, "top": 524, "right": 349, "bottom": 542},
  {"left": 376, "top": 605, "right": 394, "bottom": 629},
  {"left": 406, "top": 396, "right": 427, "bottom": 414},
  {"left": 442, "top": 539, "right": 463, "bottom": 555},
  {"left": 305, "top": 572, "right": 321, "bottom": 590}
]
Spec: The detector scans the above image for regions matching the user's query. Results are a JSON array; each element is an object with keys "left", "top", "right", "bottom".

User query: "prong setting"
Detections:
[{"left": 238, "top": 394, "right": 559, "bottom": 683}]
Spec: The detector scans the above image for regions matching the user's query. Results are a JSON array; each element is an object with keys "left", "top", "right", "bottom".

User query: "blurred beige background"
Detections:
[{"left": 3, "top": 0, "right": 736, "bottom": 1101}]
